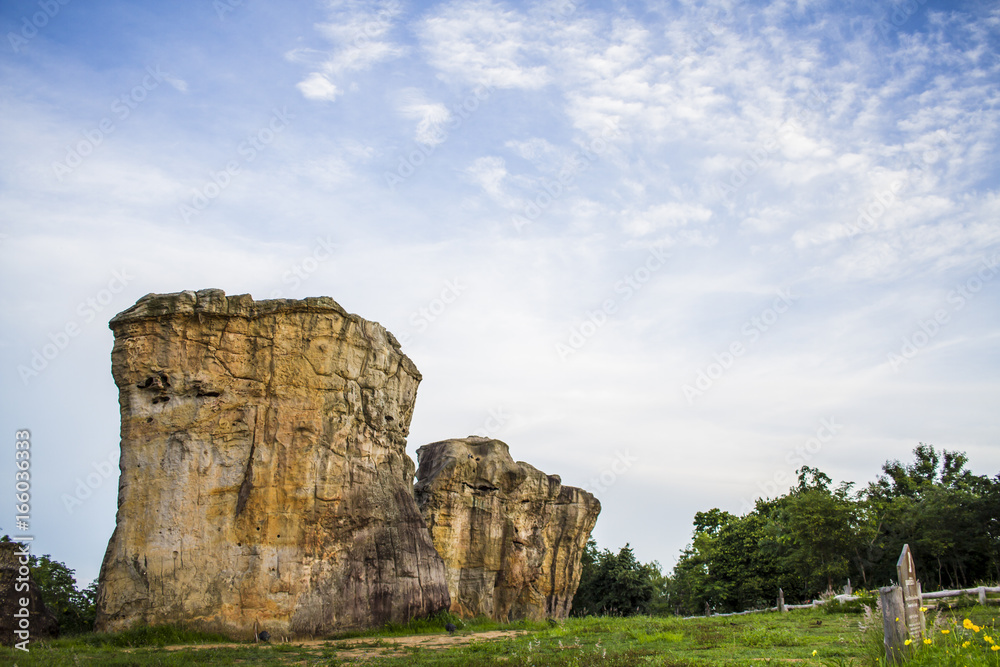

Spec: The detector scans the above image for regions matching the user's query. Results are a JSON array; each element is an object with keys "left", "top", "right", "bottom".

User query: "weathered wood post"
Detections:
[
  {"left": 980, "top": 586, "right": 988, "bottom": 606},
  {"left": 880, "top": 585, "right": 909, "bottom": 665},
  {"left": 704, "top": 601, "right": 711, "bottom": 617},
  {"left": 778, "top": 588, "right": 786, "bottom": 613},
  {"left": 897, "top": 544, "right": 925, "bottom": 641}
]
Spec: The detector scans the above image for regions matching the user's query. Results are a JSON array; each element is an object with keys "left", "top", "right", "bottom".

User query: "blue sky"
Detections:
[{"left": 1, "top": 0, "right": 998, "bottom": 588}]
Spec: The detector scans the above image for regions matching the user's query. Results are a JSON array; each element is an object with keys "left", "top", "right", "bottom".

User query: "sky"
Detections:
[{"left": 1, "top": 0, "right": 998, "bottom": 589}]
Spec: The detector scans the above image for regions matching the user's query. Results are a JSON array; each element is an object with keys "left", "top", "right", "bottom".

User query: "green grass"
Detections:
[{"left": 1, "top": 605, "right": 996, "bottom": 666}]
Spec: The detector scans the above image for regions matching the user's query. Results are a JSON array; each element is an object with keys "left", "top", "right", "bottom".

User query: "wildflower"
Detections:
[
  {"left": 923, "top": 638, "right": 932, "bottom": 645},
  {"left": 964, "top": 619, "right": 975, "bottom": 630},
  {"left": 941, "top": 629, "right": 950, "bottom": 634},
  {"left": 812, "top": 650, "right": 817, "bottom": 656},
  {"left": 992, "top": 646, "right": 1000, "bottom": 652},
  {"left": 963, "top": 641, "right": 970, "bottom": 648},
  {"left": 920, "top": 607, "right": 928, "bottom": 612},
  {"left": 985, "top": 635, "right": 994, "bottom": 644},
  {"left": 904, "top": 639, "right": 912, "bottom": 645}
]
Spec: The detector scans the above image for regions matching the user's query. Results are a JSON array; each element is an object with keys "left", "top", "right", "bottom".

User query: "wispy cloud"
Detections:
[{"left": 289, "top": 0, "right": 407, "bottom": 101}]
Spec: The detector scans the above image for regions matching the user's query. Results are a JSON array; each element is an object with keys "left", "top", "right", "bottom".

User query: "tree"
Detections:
[
  {"left": 862, "top": 444, "right": 998, "bottom": 588},
  {"left": 0, "top": 535, "right": 96, "bottom": 634},
  {"left": 572, "top": 541, "right": 660, "bottom": 616}
]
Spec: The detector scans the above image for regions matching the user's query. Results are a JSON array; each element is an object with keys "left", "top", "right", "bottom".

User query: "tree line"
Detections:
[{"left": 572, "top": 444, "right": 1000, "bottom": 617}]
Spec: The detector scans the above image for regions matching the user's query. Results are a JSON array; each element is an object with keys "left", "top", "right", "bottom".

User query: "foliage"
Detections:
[
  {"left": 1, "top": 534, "right": 97, "bottom": 634},
  {"left": 669, "top": 444, "right": 1000, "bottom": 614},
  {"left": 571, "top": 541, "right": 663, "bottom": 616}
]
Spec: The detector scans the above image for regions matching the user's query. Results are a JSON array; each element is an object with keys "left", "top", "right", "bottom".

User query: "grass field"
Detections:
[{"left": 2, "top": 604, "right": 997, "bottom": 666}]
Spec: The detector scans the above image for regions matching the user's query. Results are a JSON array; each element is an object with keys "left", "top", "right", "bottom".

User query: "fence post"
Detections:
[
  {"left": 980, "top": 586, "right": 988, "bottom": 606},
  {"left": 880, "top": 585, "right": 909, "bottom": 666},
  {"left": 896, "top": 544, "right": 924, "bottom": 643},
  {"left": 778, "top": 588, "right": 785, "bottom": 613},
  {"left": 704, "top": 601, "right": 711, "bottom": 617}
]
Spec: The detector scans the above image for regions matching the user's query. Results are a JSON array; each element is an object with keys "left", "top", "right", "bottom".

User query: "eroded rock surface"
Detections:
[
  {"left": 414, "top": 437, "right": 600, "bottom": 621},
  {"left": 95, "top": 289, "right": 449, "bottom": 637}
]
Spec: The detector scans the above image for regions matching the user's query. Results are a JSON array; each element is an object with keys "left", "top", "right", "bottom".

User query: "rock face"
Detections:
[
  {"left": 0, "top": 542, "right": 60, "bottom": 644},
  {"left": 414, "top": 437, "right": 600, "bottom": 621},
  {"left": 95, "top": 290, "right": 449, "bottom": 637}
]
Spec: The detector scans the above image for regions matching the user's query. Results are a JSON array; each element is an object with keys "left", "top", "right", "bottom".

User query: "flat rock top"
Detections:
[
  {"left": 110, "top": 289, "right": 351, "bottom": 325},
  {"left": 415, "top": 437, "right": 599, "bottom": 503}
]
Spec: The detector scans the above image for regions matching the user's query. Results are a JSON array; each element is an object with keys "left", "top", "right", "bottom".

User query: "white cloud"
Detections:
[
  {"left": 397, "top": 89, "right": 452, "bottom": 146},
  {"left": 290, "top": 0, "right": 406, "bottom": 100},
  {"left": 296, "top": 73, "right": 340, "bottom": 101},
  {"left": 417, "top": 1, "right": 550, "bottom": 88},
  {"left": 465, "top": 156, "right": 509, "bottom": 201}
]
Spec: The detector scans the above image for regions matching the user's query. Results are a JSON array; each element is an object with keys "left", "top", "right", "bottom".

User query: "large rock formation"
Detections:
[
  {"left": 414, "top": 437, "right": 600, "bottom": 621},
  {"left": 95, "top": 290, "right": 449, "bottom": 637},
  {"left": 0, "top": 542, "right": 60, "bottom": 645}
]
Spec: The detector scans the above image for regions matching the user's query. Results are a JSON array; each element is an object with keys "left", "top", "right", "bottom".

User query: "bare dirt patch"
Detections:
[{"left": 159, "top": 629, "right": 526, "bottom": 660}]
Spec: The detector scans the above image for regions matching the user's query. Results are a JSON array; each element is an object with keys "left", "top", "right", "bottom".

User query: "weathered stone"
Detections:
[
  {"left": 95, "top": 289, "right": 449, "bottom": 637},
  {"left": 0, "top": 541, "right": 59, "bottom": 645},
  {"left": 414, "top": 437, "right": 600, "bottom": 621}
]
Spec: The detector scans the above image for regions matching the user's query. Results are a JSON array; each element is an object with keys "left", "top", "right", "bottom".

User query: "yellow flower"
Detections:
[
  {"left": 904, "top": 639, "right": 912, "bottom": 645},
  {"left": 812, "top": 650, "right": 817, "bottom": 656},
  {"left": 920, "top": 607, "right": 928, "bottom": 612},
  {"left": 992, "top": 646, "right": 1000, "bottom": 652},
  {"left": 941, "top": 629, "right": 950, "bottom": 634},
  {"left": 985, "top": 636, "right": 995, "bottom": 644},
  {"left": 963, "top": 641, "right": 971, "bottom": 648},
  {"left": 964, "top": 619, "right": 975, "bottom": 630},
  {"left": 923, "top": 638, "right": 932, "bottom": 645}
]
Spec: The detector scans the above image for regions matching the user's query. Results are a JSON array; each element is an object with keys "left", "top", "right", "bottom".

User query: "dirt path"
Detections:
[{"left": 159, "top": 629, "right": 526, "bottom": 661}]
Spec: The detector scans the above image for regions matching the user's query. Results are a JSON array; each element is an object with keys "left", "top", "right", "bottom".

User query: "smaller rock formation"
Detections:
[
  {"left": 0, "top": 542, "right": 59, "bottom": 645},
  {"left": 414, "top": 437, "right": 600, "bottom": 621}
]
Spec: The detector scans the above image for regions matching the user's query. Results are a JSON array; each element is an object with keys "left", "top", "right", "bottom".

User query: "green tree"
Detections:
[
  {"left": 572, "top": 541, "right": 660, "bottom": 616},
  {"left": 1, "top": 535, "right": 96, "bottom": 634},
  {"left": 862, "top": 444, "right": 998, "bottom": 588},
  {"left": 777, "top": 467, "right": 868, "bottom": 595}
]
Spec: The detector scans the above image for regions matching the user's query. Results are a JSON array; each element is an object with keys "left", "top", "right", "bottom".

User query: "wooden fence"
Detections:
[
  {"left": 879, "top": 544, "right": 999, "bottom": 665},
  {"left": 679, "top": 542, "right": 997, "bottom": 666}
]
